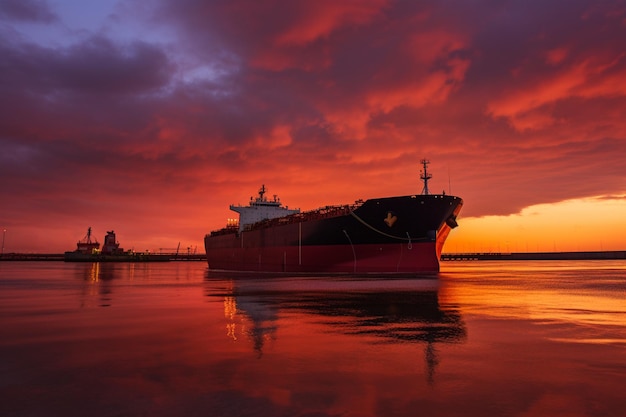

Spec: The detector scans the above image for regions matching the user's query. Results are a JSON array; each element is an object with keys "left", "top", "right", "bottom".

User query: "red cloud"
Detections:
[{"left": 2, "top": 0, "right": 626, "bottom": 252}]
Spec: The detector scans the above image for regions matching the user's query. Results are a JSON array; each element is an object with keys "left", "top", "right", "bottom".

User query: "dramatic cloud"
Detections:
[
  {"left": 1, "top": 0, "right": 625, "bottom": 252},
  {"left": 0, "top": 0, "right": 57, "bottom": 23}
]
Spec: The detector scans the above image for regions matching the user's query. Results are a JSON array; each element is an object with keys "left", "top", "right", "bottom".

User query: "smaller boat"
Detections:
[{"left": 64, "top": 228, "right": 170, "bottom": 262}]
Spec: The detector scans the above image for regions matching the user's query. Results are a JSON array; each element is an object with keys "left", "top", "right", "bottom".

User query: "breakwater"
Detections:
[
  {"left": 0, "top": 253, "right": 207, "bottom": 261},
  {"left": 441, "top": 251, "right": 626, "bottom": 261}
]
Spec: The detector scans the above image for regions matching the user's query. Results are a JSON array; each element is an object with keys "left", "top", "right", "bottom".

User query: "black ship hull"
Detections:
[{"left": 205, "top": 194, "right": 462, "bottom": 274}]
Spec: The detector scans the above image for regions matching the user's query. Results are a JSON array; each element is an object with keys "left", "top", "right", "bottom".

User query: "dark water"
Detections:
[{"left": 1, "top": 260, "right": 625, "bottom": 417}]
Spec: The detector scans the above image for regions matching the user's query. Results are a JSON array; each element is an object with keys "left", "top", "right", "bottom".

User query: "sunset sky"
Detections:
[{"left": 1, "top": 0, "right": 626, "bottom": 254}]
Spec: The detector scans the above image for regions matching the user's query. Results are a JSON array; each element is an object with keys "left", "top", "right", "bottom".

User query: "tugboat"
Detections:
[
  {"left": 204, "top": 160, "right": 463, "bottom": 274},
  {"left": 64, "top": 229, "right": 170, "bottom": 262}
]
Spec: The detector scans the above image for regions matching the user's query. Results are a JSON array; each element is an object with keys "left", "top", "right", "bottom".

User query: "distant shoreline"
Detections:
[
  {"left": 441, "top": 250, "right": 626, "bottom": 261},
  {"left": 1, "top": 251, "right": 624, "bottom": 262},
  {"left": 0, "top": 253, "right": 207, "bottom": 262}
]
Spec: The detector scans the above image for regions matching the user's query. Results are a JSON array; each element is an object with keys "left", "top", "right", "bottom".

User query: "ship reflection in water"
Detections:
[
  {"left": 206, "top": 276, "right": 466, "bottom": 385},
  {"left": 75, "top": 262, "right": 119, "bottom": 307},
  {"left": 75, "top": 262, "right": 139, "bottom": 307}
]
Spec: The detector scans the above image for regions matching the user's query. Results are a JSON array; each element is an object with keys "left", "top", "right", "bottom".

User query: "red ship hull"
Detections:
[{"left": 204, "top": 242, "right": 441, "bottom": 274}]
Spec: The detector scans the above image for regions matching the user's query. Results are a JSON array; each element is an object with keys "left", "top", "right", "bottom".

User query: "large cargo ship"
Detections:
[{"left": 204, "top": 160, "right": 462, "bottom": 274}]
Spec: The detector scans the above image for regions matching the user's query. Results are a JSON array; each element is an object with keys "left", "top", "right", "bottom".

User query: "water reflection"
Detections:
[
  {"left": 74, "top": 262, "right": 133, "bottom": 307},
  {"left": 74, "top": 262, "right": 122, "bottom": 282},
  {"left": 440, "top": 261, "right": 626, "bottom": 329},
  {"left": 3, "top": 262, "right": 626, "bottom": 416},
  {"left": 205, "top": 275, "right": 466, "bottom": 384}
]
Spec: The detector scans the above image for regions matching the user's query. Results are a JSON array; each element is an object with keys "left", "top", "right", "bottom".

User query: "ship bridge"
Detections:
[{"left": 230, "top": 185, "right": 300, "bottom": 232}]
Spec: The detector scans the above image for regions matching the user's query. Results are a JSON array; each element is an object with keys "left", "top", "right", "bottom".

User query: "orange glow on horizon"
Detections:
[{"left": 446, "top": 195, "right": 626, "bottom": 253}]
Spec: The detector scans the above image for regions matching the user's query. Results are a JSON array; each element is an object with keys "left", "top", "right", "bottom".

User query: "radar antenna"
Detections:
[{"left": 420, "top": 159, "right": 432, "bottom": 195}]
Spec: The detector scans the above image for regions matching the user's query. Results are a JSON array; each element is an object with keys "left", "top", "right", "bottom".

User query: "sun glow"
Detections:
[{"left": 447, "top": 195, "right": 626, "bottom": 253}]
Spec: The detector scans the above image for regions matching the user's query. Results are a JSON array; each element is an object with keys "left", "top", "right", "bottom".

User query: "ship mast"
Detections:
[
  {"left": 84, "top": 227, "right": 94, "bottom": 243},
  {"left": 420, "top": 159, "right": 432, "bottom": 195}
]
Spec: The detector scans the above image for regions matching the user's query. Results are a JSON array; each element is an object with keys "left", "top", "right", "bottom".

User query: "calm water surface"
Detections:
[{"left": 1, "top": 260, "right": 625, "bottom": 416}]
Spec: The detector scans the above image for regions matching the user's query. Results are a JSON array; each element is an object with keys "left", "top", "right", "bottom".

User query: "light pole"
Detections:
[{"left": 1, "top": 229, "right": 5, "bottom": 256}]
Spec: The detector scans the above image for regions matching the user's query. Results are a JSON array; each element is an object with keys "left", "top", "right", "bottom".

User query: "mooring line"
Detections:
[{"left": 349, "top": 211, "right": 428, "bottom": 242}]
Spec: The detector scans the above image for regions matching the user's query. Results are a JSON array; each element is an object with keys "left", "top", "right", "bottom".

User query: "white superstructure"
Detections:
[{"left": 230, "top": 185, "right": 300, "bottom": 232}]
